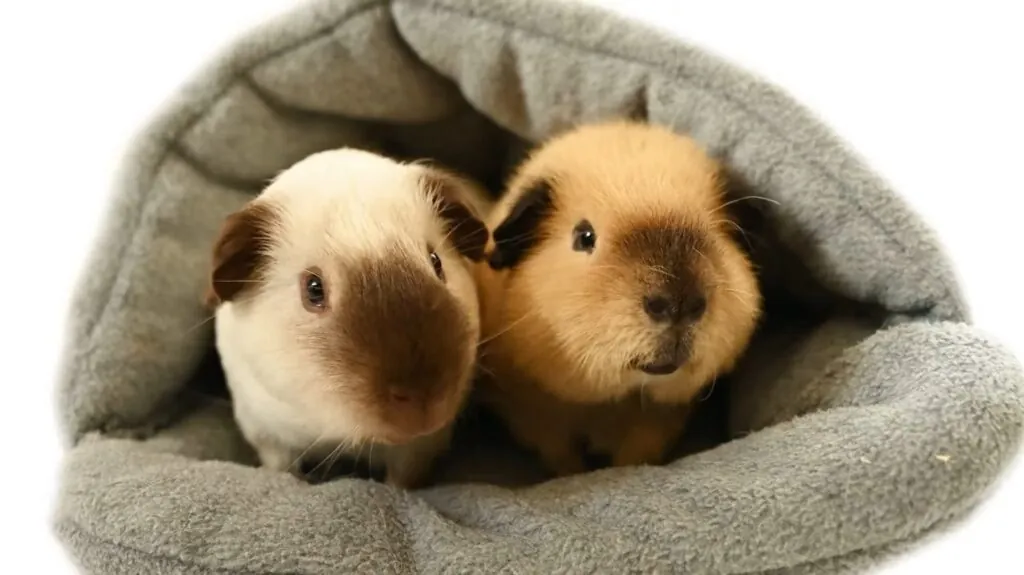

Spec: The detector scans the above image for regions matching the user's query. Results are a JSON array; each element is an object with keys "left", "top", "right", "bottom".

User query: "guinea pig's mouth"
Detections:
[
  {"left": 374, "top": 406, "right": 454, "bottom": 446},
  {"left": 636, "top": 361, "right": 681, "bottom": 376},
  {"left": 376, "top": 420, "right": 447, "bottom": 446},
  {"left": 630, "top": 338, "right": 693, "bottom": 376}
]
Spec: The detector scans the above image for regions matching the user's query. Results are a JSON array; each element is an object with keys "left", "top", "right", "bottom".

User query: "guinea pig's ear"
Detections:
[
  {"left": 488, "top": 178, "right": 553, "bottom": 270},
  {"left": 204, "top": 200, "right": 277, "bottom": 308},
  {"left": 420, "top": 168, "right": 490, "bottom": 262}
]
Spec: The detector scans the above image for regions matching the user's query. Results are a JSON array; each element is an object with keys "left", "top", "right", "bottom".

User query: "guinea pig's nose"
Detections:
[
  {"left": 643, "top": 294, "right": 677, "bottom": 322},
  {"left": 643, "top": 293, "right": 707, "bottom": 324},
  {"left": 388, "top": 388, "right": 415, "bottom": 404}
]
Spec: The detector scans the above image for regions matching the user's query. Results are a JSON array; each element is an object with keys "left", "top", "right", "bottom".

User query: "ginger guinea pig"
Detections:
[
  {"left": 206, "top": 148, "right": 491, "bottom": 488},
  {"left": 475, "top": 120, "right": 762, "bottom": 476}
]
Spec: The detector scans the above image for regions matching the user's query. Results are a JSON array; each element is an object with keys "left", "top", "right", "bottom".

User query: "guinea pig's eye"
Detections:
[
  {"left": 572, "top": 220, "right": 597, "bottom": 253},
  {"left": 429, "top": 250, "right": 445, "bottom": 281},
  {"left": 300, "top": 270, "right": 327, "bottom": 312}
]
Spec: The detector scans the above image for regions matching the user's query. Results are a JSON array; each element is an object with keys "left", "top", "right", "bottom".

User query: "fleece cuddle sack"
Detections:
[{"left": 54, "top": 0, "right": 1024, "bottom": 573}]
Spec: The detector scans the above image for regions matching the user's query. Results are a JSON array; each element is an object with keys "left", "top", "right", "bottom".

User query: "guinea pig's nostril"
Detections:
[
  {"left": 643, "top": 295, "right": 674, "bottom": 321},
  {"left": 389, "top": 388, "right": 413, "bottom": 404},
  {"left": 685, "top": 295, "right": 708, "bottom": 319}
]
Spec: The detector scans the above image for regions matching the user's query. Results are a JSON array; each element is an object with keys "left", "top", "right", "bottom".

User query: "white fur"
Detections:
[{"left": 214, "top": 149, "right": 482, "bottom": 484}]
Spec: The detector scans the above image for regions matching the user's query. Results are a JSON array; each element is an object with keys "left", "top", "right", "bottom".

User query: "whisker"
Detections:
[
  {"left": 722, "top": 287, "right": 757, "bottom": 306},
  {"left": 474, "top": 363, "right": 497, "bottom": 379},
  {"left": 648, "top": 265, "right": 677, "bottom": 281},
  {"left": 691, "top": 247, "right": 711, "bottom": 266},
  {"left": 477, "top": 309, "right": 540, "bottom": 347},
  {"left": 321, "top": 442, "right": 350, "bottom": 482},
  {"left": 716, "top": 218, "right": 756, "bottom": 252},
  {"left": 490, "top": 228, "right": 543, "bottom": 247},
  {"left": 699, "top": 376, "right": 718, "bottom": 401},
  {"left": 308, "top": 441, "right": 345, "bottom": 480},
  {"left": 710, "top": 195, "right": 780, "bottom": 216},
  {"left": 721, "top": 286, "right": 757, "bottom": 298},
  {"left": 290, "top": 432, "right": 327, "bottom": 476},
  {"left": 439, "top": 219, "right": 463, "bottom": 246},
  {"left": 366, "top": 441, "right": 376, "bottom": 478},
  {"left": 187, "top": 275, "right": 297, "bottom": 335},
  {"left": 180, "top": 314, "right": 217, "bottom": 337}
]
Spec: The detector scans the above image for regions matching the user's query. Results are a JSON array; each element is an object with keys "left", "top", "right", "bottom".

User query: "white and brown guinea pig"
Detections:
[
  {"left": 474, "top": 120, "right": 763, "bottom": 476},
  {"left": 205, "top": 148, "right": 491, "bottom": 488}
]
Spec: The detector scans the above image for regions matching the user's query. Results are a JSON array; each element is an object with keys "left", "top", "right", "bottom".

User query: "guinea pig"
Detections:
[
  {"left": 474, "top": 120, "right": 763, "bottom": 476},
  {"left": 205, "top": 148, "right": 491, "bottom": 488}
]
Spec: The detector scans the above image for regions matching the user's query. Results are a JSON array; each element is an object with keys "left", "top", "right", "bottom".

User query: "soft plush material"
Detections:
[{"left": 53, "top": 0, "right": 1024, "bottom": 573}]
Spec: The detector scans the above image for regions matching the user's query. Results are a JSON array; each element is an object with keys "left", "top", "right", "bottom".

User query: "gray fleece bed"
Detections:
[{"left": 53, "top": 0, "right": 1024, "bottom": 573}]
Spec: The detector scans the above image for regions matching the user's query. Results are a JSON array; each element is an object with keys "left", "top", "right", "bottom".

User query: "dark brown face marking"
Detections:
[
  {"left": 311, "top": 252, "right": 474, "bottom": 429},
  {"left": 205, "top": 201, "right": 278, "bottom": 308},
  {"left": 616, "top": 222, "right": 710, "bottom": 326},
  {"left": 419, "top": 168, "right": 489, "bottom": 261}
]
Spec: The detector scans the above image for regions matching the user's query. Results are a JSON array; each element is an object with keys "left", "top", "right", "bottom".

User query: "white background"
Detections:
[{"left": 0, "top": 0, "right": 1021, "bottom": 573}]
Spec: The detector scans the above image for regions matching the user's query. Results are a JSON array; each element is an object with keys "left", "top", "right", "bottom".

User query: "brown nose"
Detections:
[
  {"left": 384, "top": 387, "right": 448, "bottom": 441},
  {"left": 643, "top": 293, "right": 707, "bottom": 324},
  {"left": 389, "top": 388, "right": 416, "bottom": 404}
]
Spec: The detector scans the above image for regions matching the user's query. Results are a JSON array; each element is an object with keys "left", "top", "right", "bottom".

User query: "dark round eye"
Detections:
[
  {"left": 300, "top": 271, "right": 326, "bottom": 312},
  {"left": 429, "top": 251, "right": 445, "bottom": 281},
  {"left": 572, "top": 220, "right": 597, "bottom": 253}
]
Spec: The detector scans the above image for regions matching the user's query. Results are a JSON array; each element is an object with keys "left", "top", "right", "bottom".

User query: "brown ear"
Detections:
[
  {"left": 420, "top": 167, "right": 490, "bottom": 262},
  {"left": 488, "top": 178, "right": 553, "bottom": 270},
  {"left": 204, "top": 201, "right": 277, "bottom": 308}
]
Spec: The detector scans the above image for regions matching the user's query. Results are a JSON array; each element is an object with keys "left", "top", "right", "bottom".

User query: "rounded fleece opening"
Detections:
[{"left": 54, "top": 1, "right": 1023, "bottom": 574}]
